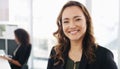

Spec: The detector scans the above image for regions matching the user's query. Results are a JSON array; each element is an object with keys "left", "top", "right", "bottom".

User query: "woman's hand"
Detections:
[
  {"left": 0, "top": 55, "right": 12, "bottom": 61},
  {"left": 0, "top": 55, "right": 21, "bottom": 67}
]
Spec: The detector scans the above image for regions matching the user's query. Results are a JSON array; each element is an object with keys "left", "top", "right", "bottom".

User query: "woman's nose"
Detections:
[{"left": 69, "top": 21, "right": 76, "bottom": 28}]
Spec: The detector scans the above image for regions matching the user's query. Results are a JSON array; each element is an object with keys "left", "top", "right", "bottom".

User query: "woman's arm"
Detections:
[
  {"left": 9, "top": 58, "right": 22, "bottom": 67},
  {"left": 0, "top": 55, "right": 22, "bottom": 67}
]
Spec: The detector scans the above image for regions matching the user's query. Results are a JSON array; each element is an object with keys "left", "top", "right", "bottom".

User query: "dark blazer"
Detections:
[
  {"left": 10, "top": 44, "right": 31, "bottom": 69},
  {"left": 47, "top": 45, "right": 118, "bottom": 69}
]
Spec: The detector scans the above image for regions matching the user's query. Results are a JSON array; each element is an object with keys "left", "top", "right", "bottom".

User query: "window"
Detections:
[{"left": 92, "top": 0, "right": 119, "bottom": 66}]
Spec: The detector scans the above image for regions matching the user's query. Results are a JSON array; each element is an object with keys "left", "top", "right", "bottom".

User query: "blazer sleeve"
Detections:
[
  {"left": 102, "top": 49, "right": 118, "bottom": 69},
  {"left": 47, "top": 47, "right": 56, "bottom": 69}
]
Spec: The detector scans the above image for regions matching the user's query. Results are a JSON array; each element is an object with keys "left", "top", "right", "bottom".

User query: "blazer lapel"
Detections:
[
  {"left": 78, "top": 52, "right": 88, "bottom": 69},
  {"left": 63, "top": 48, "right": 69, "bottom": 69}
]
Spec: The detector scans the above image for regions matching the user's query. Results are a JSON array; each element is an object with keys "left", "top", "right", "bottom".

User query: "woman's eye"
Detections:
[
  {"left": 63, "top": 21, "right": 69, "bottom": 23},
  {"left": 76, "top": 19, "right": 81, "bottom": 21}
]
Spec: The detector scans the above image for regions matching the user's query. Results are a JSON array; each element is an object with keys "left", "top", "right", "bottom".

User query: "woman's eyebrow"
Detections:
[
  {"left": 62, "top": 15, "right": 82, "bottom": 20},
  {"left": 62, "top": 18, "right": 69, "bottom": 21},
  {"left": 73, "top": 16, "right": 82, "bottom": 19}
]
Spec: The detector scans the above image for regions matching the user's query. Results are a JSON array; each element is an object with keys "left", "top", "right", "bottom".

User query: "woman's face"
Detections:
[{"left": 62, "top": 6, "right": 87, "bottom": 41}]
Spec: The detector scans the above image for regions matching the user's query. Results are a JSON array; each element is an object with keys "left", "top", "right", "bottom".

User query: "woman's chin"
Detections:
[{"left": 69, "top": 38, "right": 80, "bottom": 41}]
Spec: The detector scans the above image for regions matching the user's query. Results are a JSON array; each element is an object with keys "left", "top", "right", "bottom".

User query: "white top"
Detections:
[{"left": 0, "top": 50, "right": 11, "bottom": 69}]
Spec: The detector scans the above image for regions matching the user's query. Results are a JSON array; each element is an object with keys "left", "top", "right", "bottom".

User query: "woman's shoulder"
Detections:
[
  {"left": 95, "top": 45, "right": 113, "bottom": 54},
  {"left": 21, "top": 43, "right": 31, "bottom": 47},
  {"left": 95, "top": 45, "right": 114, "bottom": 59},
  {"left": 50, "top": 46, "right": 57, "bottom": 56},
  {"left": 94, "top": 46, "right": 118, "bottom": 69},
  {"left": 20, "top": 44, "right": 31, "bottom": 51}
]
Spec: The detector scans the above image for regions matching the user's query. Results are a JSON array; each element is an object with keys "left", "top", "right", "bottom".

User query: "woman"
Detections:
[
  {"left": 0, "top": 28, "right": 31, "bottom": 69},
  {"left": 47, "top": 1, "right": 118, "bottom": 69}
]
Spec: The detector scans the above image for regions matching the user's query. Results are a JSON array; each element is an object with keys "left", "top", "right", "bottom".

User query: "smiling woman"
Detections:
[
  {"left": 47, "top": 1, "right": 118, "bottom": 69},
  {"left": 62, "top": 6, "right": 87, "bottom": 41}
]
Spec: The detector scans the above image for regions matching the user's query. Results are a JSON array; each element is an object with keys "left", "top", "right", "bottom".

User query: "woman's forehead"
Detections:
[{"left": 62, "top": 6, "right": 84, "bottom": 20}]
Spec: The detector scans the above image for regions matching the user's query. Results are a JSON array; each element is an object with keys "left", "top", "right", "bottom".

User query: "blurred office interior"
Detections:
[{"left": 0, "top": 0, "right": 120, "bottom": 69}]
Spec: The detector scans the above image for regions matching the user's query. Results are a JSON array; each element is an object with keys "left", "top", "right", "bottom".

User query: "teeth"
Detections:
[{"left": 70, "top": 30, "right": 78, "bottom": 34}]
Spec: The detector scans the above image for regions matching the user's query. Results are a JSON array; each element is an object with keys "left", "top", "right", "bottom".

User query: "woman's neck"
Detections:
[
  {"left": 70, "top": 40, "right": 83, "bottom": 52},
  {"left": 69, "top": 40, "right": 83, "bottom": 62}
]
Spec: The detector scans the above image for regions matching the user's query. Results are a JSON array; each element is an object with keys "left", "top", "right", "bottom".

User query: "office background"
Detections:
[{"left": 0, "top": 0, "right": 120, "bottom": 69}]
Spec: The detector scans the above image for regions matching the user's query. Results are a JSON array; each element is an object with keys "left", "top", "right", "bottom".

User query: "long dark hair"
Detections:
[
  {"left": 14, "top": 28, "right": 30, "bottom": 45},
  {"left": 53, "top": 1, "right": 96, "bottom": 65}
]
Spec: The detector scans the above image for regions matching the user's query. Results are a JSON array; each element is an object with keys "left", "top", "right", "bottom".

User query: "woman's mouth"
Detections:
[{"left": 69, "top": 30, "right": 80, "bottom": 35}]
